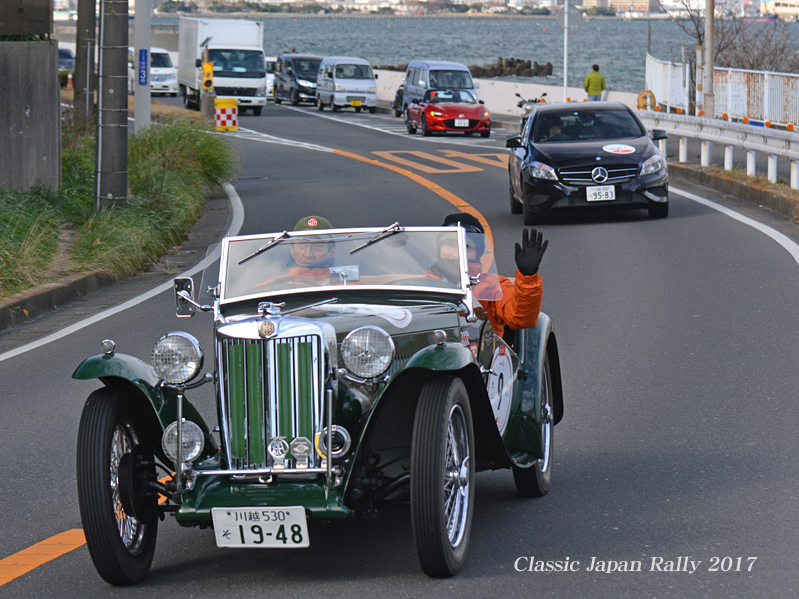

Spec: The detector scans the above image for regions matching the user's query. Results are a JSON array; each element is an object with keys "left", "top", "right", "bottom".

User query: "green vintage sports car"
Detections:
[{"left": 74, "top": 224, "right": 564, "bottom": 584}]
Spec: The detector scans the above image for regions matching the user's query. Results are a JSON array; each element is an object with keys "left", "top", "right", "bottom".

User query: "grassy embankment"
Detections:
[{"left": 0, "top": 100, "right": 238, "bottom": 300}]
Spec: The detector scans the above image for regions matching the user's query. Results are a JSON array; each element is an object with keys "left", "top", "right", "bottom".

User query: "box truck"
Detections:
[{"left": 178, "top": 17, "right": 267, "bottom": 115}]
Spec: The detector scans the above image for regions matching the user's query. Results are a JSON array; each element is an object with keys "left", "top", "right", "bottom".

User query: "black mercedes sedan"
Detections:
[{"left": 506, "top": 101, "right": 669, "bottom": 224}]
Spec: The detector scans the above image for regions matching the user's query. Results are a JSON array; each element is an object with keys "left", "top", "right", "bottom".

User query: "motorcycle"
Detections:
[{"left": 516, "top": 92, "right": 546, "bottom": 131}]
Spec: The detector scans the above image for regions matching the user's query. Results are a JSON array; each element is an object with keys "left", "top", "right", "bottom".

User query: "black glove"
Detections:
[{"left": 515, "top": 228, "right": 548, "bottom": 276}]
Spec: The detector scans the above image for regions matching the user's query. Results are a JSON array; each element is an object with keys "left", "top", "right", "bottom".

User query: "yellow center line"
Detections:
[{"left": 0, "top": 530, "right": 86, "bottom": 587}]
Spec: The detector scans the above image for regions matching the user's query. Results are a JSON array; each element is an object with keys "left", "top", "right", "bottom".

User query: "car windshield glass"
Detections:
[
  {"left": 59, "top": 49, "right": 74, "bottom": 59},
  {"left": 334, "top": 63, "right": 374, "bottom": 79},
  {"left": 425, "top": 90, "right": 476, "bottom": 103},
  {"left": 533, "top": 109, "right": 645, "bottom": 142},
  {"left": 208, "top": 49, "right": 265, "bottom": 77},
  {"left": 220, "top": 228, "right": 502, "bottom": 302},
  {"left": 428, "top": 69, "right": 473, "bottom": 90},
  {"left": 265, "top": 60, "right": 277, "bottom": 73},
  {"left": 294, "top": 59, "right": 321, "bottom": 78},
  {"left": 151, "top": 53, "right": 172, "bottom": 68}
]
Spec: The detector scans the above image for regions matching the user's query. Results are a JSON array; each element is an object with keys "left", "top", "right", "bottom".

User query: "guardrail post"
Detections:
[
  {"left": 767, "top": 155, "right": 778, "bottom": 183},
  {"left": 724, "top": 145, "right": 733, "bottom": 171},
  {"left": 679, "top": 137, "right": 688, "bottom": 162},
  {"left": 701, "top": 141, "right": 710, "bottom": 167},
  {"left": 791, "top": 160, "right": 799, "bottom": 190},
  {"left": 747, "top": 150, "right": 756, "bottom": 176}
]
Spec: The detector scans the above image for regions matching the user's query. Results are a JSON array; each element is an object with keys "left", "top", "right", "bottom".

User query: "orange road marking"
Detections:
[
  {"left": 0, "top": 529, "right": 86, "bottom": 587},
  {"left": 439, "top": 150, "right": 509, "bottom": 169},
  {"left": 334, "top": 149, "right": 494, "bottom": 271},
  {"left": 371, "top": 150, "right": 483, "bottom": 174}
]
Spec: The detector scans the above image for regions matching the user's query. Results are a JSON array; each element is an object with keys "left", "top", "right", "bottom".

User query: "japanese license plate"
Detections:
[
  {"left": 586, "top": 185, "right": 616, "bottom": 201},
  {"left": 454, "top": 118, "right": 469, "bottom": 127},
  {"left": 350, "top": 100, "right": 362, "bottom": 107},
  {"left": 212, "top": 507, "right": 309, "bottom": 548}
]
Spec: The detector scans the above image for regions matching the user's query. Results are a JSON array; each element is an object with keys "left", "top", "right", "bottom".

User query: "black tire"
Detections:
[
  {"left": 317, "top": 96, "right": 324, "bottom": 111},
  {"left": 290, "top": 89, "right": 299, "bottom": 106},
  {"left": 480, "top": 129, "right": 491, "bottom": 138},
  {"left": 274, "top": 91, "right": 282, "bottom": 105},
  {"left": 393, "top": 107, "right": 402, "bottom": 117},
  {"left": 252, "top": 107, "right": 262, "bottom": 116},
  {"left": 332, "top": 102, "right": 339, "bottom": 112},
  {"left": 509, "top": 179, "right": 522, "bottom": 214},
  {"left": 422, "top": 116, "right": 432, "bottom": 137},
  {"left": 369, "top": 106, "right": 377, "bottom": 114},
  {"left": 648, "top": 201, "right": 669, "bottom": 218},
  {"left": 405, "top": 109, "right": 417, "bottom": 134},
  {"left": 512, "top": 354, "right": 554, "bottom": 498},
  {"left": 522, "top": 198, "right": 542, "bottom": 225},
  {"left": 77, "top": 387, "right": 158, "bottom": 585},
  {"left": 411, "top": 376, "right": 475, "bottom": 578},
  {"left": 355, "top": 106, "right": 362, "bottom": 113}
]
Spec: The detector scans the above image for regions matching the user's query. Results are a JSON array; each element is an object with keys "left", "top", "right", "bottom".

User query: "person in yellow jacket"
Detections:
[{"left": 584, "top": 64, "right": 606, "bottom": 102}]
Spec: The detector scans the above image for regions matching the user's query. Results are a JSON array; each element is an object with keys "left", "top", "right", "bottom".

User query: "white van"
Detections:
[
  {"left": 264, "top": 55, "right": 277, "bottom": 99},
  {"left": 316, "top": 56, "right": 377, "bottom": 113},
  {"left": 402, "top": 60, "right": 478, "bottom": 114},
  {"left": 127, "top": 47, "right": 178, "bottom": 96}
]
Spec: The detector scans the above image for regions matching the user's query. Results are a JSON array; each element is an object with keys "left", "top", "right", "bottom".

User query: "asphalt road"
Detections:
[{"left": 2, "top": 101, "right": 799, "bottom": 598}]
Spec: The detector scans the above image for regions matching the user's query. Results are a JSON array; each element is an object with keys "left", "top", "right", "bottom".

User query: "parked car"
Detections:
[
  {"left": 406, "top": 89, "right": 491, "bottom": 138},
  {"left": 507, "top": 101, "right": 669, "bottom": 224},
  {"left": 58, "top": 47, "right": 75, "bottom": 71},
  {"left": 392, "top": 84, "right": 404, "bottom": 117},
  {"left": 402, "top": 60, "right": 478, "bottom": 116},
  {"left": 316, "top": 56, "right": 377, "bottom": 113},
  {"left": 127, "top": 47, "right": 178, "bottom": 96},
  {"left": 274, "top": 53, "right": 323, "bottom": 106},
  {"left": 74, "top": 224, "right": 563, "bottom": 585}
]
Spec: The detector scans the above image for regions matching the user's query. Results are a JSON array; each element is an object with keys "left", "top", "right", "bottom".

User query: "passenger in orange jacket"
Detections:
[{"left": 430, "top": 213, "right": 547, "bottom": 337}]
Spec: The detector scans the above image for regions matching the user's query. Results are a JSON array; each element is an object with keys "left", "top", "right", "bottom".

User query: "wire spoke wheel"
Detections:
[
  {"left": 77, "top": 388, "right": 158, "bottom": 585},
  {"left": 411, "top": 376, "right": 474, "bottom": 577}
]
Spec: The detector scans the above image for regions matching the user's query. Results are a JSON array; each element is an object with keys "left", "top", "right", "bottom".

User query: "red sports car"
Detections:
[{"left": 406, "top": 89, "right": 491, "bottom": 138}]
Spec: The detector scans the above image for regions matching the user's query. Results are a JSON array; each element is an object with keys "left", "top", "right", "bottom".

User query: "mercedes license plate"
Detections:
[
  {"left": 212, "top": 507, "right": 309, "bottom": 548},
  {"left": 350, "top": 100, "right": 362, "bottom": 107},
  {"left": 586, "top": 185, "right": 616, "bottom": 201},
  {"left": 454, "top": 118, "right": 469, "bottom": 127}
]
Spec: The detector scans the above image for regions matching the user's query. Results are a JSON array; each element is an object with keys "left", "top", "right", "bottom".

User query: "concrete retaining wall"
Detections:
[
  {"left": 375, "top": 68, "right": 639, "bottom": 119},
  {"left": 0, "top": 40, "right": 61, "bottom": 191}
]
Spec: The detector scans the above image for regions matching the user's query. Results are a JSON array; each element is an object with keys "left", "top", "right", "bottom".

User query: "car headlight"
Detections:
[
  {"left": 165, "top": 74, "right": 176, "bottom": 81},
  {"left": 341, "top": 326, "right": 395, "bottom": 379},
  {"left": 479, "top": 110, "right": 490, "bottom": 118},
  {"left": 335, "top": 84, "right": 346, "bottom": 92},
  {"left": 151, "top": 332, "right": 203, "bottom": 384},
  {"left": 528, "top": 161, "right": 559, "bottom": 181},
  {"left": 640, "top": 154, "right": 664, "bottom": 176},
  {"left": 162, "top": 419, "right": 205, "bottom": 464},
  {"left": 430, "top": 110, "right": 445, "bottom": 117},
  {"left": 255, "top": 86, "right": 266, "bottom": 96},
  {"left": 298, "top": 79, "right": 316, "bottom": 89},
  {"left": 367, "top": 86, "right": 376, "bottom": 94}
]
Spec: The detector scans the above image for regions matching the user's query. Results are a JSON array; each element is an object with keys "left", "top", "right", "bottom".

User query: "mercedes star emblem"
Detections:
[{"left": 591, "top": 166, "right": 609, "bottom": 183}]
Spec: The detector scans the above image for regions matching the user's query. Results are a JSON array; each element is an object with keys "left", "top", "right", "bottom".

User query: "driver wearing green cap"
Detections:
[{"left": 288, "top": 216, "right": 336, "bottom": 283}]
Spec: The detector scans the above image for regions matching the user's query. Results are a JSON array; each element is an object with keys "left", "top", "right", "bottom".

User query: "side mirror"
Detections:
[
  {"left": 474, "top": 81, "right": 480, "bottom": 89},
  {"left": 287, "top": 68, "right": 294, "bottom": 76},
  {"left": 374, "top": 73, "right": 378, "bottom": 79},
  {"left": 505, "top": 136, "right": 522, "bottom": 149},
  {"left": 515, "top": 92, "right": 523, "bottom": 98},
  {"left": 479, "top": 100, "right": 484, "bottom": 104},
  {"left": 419, "top": 80, "right": 427, "bottom": 88},
  {"left": 412, "top": 99, "right": 420, "bottom": 104},
  {"left": 652, "top": 129, "right": 668, "bottom": 141},
  {"left": 195, "top": 58, "right": 202, "bottom": 68},
  {"left": 541, "top": 92, "right": 547, "bottom": 97},
  {"left": 174, "top": 277, "right": 195, "bottom": 318}
]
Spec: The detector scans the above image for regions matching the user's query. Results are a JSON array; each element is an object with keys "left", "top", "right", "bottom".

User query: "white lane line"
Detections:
[
  {"left": 671, "top": 185, "right": 799, "bottom": 267},
  {"left": 0, "top": 183, "right": 245, "bottom": 364},
  {"left": 229, "top": 128, "right": 336, "bottom": 152}
]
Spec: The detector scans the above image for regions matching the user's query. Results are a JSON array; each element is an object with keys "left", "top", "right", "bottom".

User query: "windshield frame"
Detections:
[{"left": 217, "top": 226, "right": 477, "bottom": 307}]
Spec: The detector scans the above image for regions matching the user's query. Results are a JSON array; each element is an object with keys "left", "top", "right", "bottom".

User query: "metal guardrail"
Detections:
[
  {"left": 646, "top": 54, "right": 799, "bottom": 127},
  {"left": 638, "top": 109, "right": 799, "bottom": 189}
]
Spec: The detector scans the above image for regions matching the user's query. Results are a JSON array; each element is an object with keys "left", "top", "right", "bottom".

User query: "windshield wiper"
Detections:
[
  {"left": 349, "top": 222, "right": 404, "bottom": 255},
  {"left": 238, "top": 231, "right": 290, "bottom": 265}
]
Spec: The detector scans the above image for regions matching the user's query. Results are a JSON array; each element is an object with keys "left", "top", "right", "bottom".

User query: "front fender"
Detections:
[
  {"left": 403, "top": 342, "right": 475, "bottom": 371},
  {"left": 73, "top": 353, "right": 214, "bottom": 442}
]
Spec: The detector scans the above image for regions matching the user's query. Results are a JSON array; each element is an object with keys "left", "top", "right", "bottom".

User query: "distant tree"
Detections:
[
  {"left": 584, "top": 6, "right": 616, "bottom": 16},
  {"left": 719, "top": 21, "right": 799, "bottom": 72},
  {"left": 157, "top": 0, "right": 198, "bottom": 12}
]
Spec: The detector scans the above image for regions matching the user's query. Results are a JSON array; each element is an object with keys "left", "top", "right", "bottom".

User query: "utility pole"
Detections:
[
  {"left": 95, "top": 0, "right": 128, "bottom": 209},
  {"left": 133, "top": 0, "right": 152, "bottom": 132},
  {"left": 704, "top": 0, "right": 715, "bottom": 117},
  {"left": 74, "top": 0, "right": 96, "bottom": 123}
]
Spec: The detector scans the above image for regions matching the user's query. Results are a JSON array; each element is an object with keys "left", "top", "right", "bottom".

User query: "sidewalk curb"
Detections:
[{"left": 668, "top": 164, "right": 799, "bottom": 221}]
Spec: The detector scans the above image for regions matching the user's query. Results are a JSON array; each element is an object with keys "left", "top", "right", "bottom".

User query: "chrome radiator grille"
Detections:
[
  {"left": 219, "top": 334, "right": 324, "bottom": 470},
  {"left": 559, "top": 165, "right": 638, "bottom": 185}
]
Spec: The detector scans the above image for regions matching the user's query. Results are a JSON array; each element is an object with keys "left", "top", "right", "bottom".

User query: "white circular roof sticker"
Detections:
[{"left": 602, "top": 144, "right": 636, "bottom": 154}]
